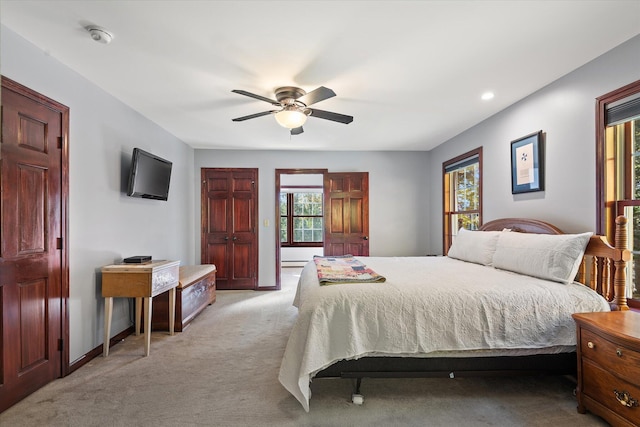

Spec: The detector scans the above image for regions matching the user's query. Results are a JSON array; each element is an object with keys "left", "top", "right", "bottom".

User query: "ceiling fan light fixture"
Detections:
[
  {"left": 232, "top": 86, "right": 352, "bottom": 132},
  {"left": 275, "top": 107, "right": 308, "bottom": 129}
]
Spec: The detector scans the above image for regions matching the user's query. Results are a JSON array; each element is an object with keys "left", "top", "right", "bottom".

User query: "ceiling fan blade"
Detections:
[
  {"left": 297, "top": 86, "right": 336, "bottom": 106},
  {"left": 232, "top": 110, "right": 278, "bottom": 122},
  {"left": 308, "top": 108, "right": 353, "bottom": 124},
  {"left": 291, "top": 126, "right": 304, "bottom": 135},
  {"left": 232, "top": 90, "right": 280, "bottom": 106}
]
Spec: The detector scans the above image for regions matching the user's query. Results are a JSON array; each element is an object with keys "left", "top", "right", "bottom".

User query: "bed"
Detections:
[{"left": 278, "top": 217, "right": 631, "bottom": 411}]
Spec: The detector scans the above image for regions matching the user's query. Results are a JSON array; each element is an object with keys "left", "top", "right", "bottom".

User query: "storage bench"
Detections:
[{"left": 151, "top": 264, "right": 216, "bottom": 331}]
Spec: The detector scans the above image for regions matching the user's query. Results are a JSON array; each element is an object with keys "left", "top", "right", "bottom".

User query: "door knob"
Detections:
[
  {"left": 233, "top": 236, "right": 237, "bottom": 241},
  {"left": 363, "top": 236, "right": 368, "bottom": 240},
  {"left": 224, "top": 236, "right": 229, "bottom": 241}
]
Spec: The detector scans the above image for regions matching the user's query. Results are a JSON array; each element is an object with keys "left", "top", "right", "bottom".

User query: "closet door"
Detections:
[
  {"left": 1, "top": 77, "right": 69, "bottom": 411},
  {"left": 201, "top": 168, "right": 258, "bottom": 290},
  {"left": 324, "top": 172, "right": 369, "bottom": 256}
]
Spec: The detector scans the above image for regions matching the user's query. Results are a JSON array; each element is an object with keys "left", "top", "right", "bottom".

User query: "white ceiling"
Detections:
[{"left": 1, "top": 1, "right": 639, "bottom": 151}]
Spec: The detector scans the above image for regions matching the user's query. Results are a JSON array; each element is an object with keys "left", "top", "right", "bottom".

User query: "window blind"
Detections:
[
  {"left": 607, "top": 93, "right": 640, "bottom": 126},
  {"left": 444, "top": 155, "right": 479, "bottom": 173}
]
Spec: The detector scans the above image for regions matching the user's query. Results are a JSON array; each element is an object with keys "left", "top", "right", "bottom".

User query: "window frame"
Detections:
[
  {"left": 596, "top": 79, "right": 640, "bottom": 309},
  {"left": 279, "top": 187, "right": 324, "bottom": 248},
  {"left": 442, "top": 147, "right": 483, "bottom": 254}
]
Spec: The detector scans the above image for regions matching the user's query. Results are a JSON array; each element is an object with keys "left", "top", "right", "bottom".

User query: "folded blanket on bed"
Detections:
[{"left": 313, "top": 255, "right": 386, "bottom": 284}]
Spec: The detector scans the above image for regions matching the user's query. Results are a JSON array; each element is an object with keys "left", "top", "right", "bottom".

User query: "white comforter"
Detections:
[{"left": 278, "top": 256, "right": 610, "bottom": 411}]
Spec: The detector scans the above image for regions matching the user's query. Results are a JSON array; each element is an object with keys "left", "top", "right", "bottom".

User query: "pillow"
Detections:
[
  {"left": 446, "top": 228, "right": 501, "bottom": 266},
  {"left": 492, "top": 231, "right": 592, "bottom": 284}
]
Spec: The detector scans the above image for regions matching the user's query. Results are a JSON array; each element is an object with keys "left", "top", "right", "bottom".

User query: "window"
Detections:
[
  {"left": 280, "top": 189, "right": 323, "bottom": 247},
  {"left": 443, "top": 147, "right": 483, "bottom": 254},
  {"left": 597, "top": 80, "right": 640, "bottom": 307}
]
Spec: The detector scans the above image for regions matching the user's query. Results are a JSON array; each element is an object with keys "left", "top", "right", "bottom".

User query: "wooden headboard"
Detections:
[
  {"left": 480, "top": 216, "right": 630, "bottom": 311},
  {"left": 480, "top": 217, "right": 564, "bottom": 234}
]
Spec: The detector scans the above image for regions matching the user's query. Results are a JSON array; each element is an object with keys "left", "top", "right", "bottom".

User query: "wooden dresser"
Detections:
[{"left": 573, "top": 311, "right": 640, "bottom": 427}]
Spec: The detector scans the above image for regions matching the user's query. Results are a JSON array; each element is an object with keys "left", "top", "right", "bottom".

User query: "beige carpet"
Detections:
[{"left": 0, "top": 269, "right": 608, "bottom": 427}]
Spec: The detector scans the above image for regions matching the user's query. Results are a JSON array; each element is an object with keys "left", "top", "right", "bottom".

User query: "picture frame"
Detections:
[{"left": 510, "top": 131, "right": 544, "bottom": 194}]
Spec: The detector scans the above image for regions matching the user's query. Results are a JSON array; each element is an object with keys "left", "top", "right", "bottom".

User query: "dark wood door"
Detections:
[
  {"left": 0, "top": 77, "right": 69, "bottom": 412},
  {"left": 201, "top": 168, "right": 258, "bottom": 290},
  {"left": 324, "top": 172, "right": 369, "bottom": 256}
]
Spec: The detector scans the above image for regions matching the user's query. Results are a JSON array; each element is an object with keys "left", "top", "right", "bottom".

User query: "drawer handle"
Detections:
[
  {"left": 614, "top": 390, "right": 639, "bottom": 408},
  {"left": 616, "top": 348, "right": 623, "bottom": 357},
  {"left": 587, "top": 341, "right": 594, "bottom": 349}
]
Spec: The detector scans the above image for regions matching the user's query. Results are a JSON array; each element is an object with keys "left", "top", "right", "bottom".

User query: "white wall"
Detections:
[
  {"left": 194, "top": 150, "right": 430, "bottom": 287},
  {"left": 427, "top": 34, "right": 640, "bottom": 254},
  {"left": 281, "top": 247, "right": 322, "bottom": 263},
  {"left": 1, "top": 26, "right": 196, "bottom": 362},
  {"left": 280, "top": 173, "right": 324, "bottom": 187}
]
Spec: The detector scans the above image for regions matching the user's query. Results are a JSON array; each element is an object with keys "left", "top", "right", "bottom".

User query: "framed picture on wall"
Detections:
[{"left": 511, "top": 130, "right": 544, "bottom": 194}]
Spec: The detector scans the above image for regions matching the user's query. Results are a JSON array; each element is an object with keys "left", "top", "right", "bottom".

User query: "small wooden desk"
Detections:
[{"left": 102, "top": 260, "right": 180, "bottom": 357}]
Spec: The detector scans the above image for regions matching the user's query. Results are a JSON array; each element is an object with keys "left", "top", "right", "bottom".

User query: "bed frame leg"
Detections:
[{"left": 351, "top": 378, "right": 364, "bottom": 405}]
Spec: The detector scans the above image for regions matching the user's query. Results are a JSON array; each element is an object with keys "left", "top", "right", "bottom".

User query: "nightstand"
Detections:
[{"left": 572, "top": 311, "right": 640, "bottom": 427}]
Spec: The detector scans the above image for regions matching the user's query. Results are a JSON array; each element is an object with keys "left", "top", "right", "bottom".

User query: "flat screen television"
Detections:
[{"left": 127, "top": 148, "right": 172, "bottom": 201}]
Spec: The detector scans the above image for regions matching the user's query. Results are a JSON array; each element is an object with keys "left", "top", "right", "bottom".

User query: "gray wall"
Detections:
[
  {"left": 427, "top": 34, "right": 640, "bottom": 253},
  {"left": 194, "top": 150, "right": 430, "bottom": 287},
  {"left": 1, "top": 26, "right": 196, "bottom": 362},
  {"left": 3, "top": 20, "right": 637, "bottom": 362},
  {"left": 1, "top": 24, "right": 429, "bottom": 360}
]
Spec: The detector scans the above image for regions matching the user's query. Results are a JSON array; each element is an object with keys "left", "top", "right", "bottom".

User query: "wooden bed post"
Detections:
[{"left": 613, "top": 215, "right": 630, "bottom": 311}]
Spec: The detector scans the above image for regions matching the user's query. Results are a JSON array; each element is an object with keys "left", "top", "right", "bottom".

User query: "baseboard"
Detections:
[
  {"left": 282, "top": 261, "right": 307, "bottom": 268},
  {"left": 68, "top": 326, "right": 134, "bottom": 375}
]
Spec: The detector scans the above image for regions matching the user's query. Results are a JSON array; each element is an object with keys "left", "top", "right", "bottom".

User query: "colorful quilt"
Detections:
[{"left": 313, "top": 255, "right": 386, "bottom": 285}]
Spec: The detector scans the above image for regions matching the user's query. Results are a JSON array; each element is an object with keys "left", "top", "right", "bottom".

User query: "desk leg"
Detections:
[
  {"left": 169, "top": 287, "right": 176, "bottom": 336},
  {"left": 135, "top": 297, "right": 142, "bottom": 336},
  {"left": 143, "top": 296, "right": 152, "bottom": 356},
  {"left": 103, "top": 297, "right": 113, "bottom": 357}
]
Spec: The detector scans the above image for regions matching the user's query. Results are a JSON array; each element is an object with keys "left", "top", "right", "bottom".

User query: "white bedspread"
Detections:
[{"left": 278, "top": 256, "right": 610, "bottom": 411}]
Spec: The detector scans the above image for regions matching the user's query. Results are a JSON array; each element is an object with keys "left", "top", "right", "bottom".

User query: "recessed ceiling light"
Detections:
[{"left": 481, "top": 92, "right": 495, "bottom": 101}]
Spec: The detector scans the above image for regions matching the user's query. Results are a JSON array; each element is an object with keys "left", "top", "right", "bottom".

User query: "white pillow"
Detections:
[
  {"left": 492, "top": 232, "right": 592, "bottom": 284},
  {"left": 447, "top": 228, "right": 501, "bottom": 266}
]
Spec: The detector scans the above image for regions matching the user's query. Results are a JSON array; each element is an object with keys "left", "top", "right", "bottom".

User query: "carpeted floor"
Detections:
[{"left": 0, "top": 268, "right": 609, "bottom": 427}]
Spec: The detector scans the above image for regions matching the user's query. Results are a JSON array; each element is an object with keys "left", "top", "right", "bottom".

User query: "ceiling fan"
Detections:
[{"left": 231, "top": 86, "right": 353, "bottom": 135}]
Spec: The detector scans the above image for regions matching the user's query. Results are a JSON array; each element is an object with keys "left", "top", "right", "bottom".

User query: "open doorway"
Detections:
[{"left": 275, "top": 169, "right": 327, "bottom": 290}]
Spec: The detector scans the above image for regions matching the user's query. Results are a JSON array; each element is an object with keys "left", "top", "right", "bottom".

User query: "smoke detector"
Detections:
[{"left": 86, "top": 26, "right": 113, "bottom": 44}]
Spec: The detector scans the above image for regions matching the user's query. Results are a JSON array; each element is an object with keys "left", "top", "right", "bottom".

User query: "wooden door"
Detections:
[
  {"left": 0, "top": 77, "right": 69, "bottom": 412},
  {"left": 324, "top": 172, "right": 369, "bottom": 256},
  {"left": 201, "top": 168, "right": 258, "bottom": 290}
]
